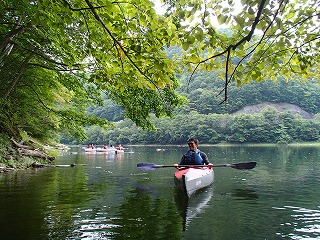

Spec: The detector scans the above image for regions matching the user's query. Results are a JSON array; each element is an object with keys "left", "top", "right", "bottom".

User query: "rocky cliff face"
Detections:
[{"left": 232, "top": 102, "right": 314, "bottom": 119}]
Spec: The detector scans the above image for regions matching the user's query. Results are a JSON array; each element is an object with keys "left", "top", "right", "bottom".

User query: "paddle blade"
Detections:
[
  {"left": 231, "top": 161, "right": 257, "bottom": 170},
  {"left": 137, "top": 162, "right": 159, "bottom": 170}
]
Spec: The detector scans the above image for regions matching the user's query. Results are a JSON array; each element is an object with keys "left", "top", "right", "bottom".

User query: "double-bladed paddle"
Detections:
[{"left": 137, "top": 161, "right": 257, "bottom": 171}]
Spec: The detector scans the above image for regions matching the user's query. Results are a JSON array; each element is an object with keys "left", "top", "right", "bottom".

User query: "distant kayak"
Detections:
[
  {"left": 82, "top": 148, "right": 96, "bottom": 152},
  {"left": 95, "top": 147, "right": 115, "bottom": 152},
  {"left": 82, "top": 147, "right": 124, "bottom": 153}
]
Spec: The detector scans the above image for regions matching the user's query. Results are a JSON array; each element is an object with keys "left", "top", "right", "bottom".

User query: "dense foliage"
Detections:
[
  {"left": 80, "top": 65, "right": 320, "bottom": 145},
  {"left": 163, "top": 0, "right": 319, "bottom": 100},
  {"left": 88, "top": 70, "right": 320, "bottom": 119},
  {"left": 0, "top": 0, "right": 319, "bottom": 146},
  {"left": 72, "top": 108, "right": 320, "bottom": 145},
  {"left": 73, "top": 76, "right": 320, "bottom": 145},
  {"left": 0, "top": 0, "right": 185, "bottom": 143},
  {"left": 178, "top": 71, "right": 320, "bottom": 115}
]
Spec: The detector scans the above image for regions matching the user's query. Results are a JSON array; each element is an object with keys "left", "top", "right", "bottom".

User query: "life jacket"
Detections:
[{"left": 182, "top": 149, "right": 203, "bottom": 165}]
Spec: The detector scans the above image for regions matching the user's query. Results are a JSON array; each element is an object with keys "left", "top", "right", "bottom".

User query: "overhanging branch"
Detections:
[
  {"left": 84, "top": 0, "right": 159, "bottom": 90},
  {"left": 189, "top": 0, "right": 267, "bottom": 103}
]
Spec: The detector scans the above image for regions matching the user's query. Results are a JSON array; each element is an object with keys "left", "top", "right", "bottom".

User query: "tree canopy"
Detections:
[
  {"left": 162, "top": 0, "right": 319, "bottom": 100},
  {"left": 0, "top": 0, "right": 186, "bottom": 141},
  {"left": 0, "top": 0, "right": 319, "bottom": 143}
]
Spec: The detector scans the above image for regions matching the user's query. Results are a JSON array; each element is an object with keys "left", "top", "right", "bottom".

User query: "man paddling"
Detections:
[{"left": 177, "top": 138, "right": 210, "bottom": 166}]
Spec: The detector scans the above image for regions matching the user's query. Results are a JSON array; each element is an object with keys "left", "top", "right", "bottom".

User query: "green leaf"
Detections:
[
  {"left": 217, "top": 14, "right": 228, "bottom": 25},
  {"left": 234, "top": 16, "right": 245, "bottom": 26},
  {"left": 182, "top": 42, "right": 190, "bottom": 51},
  {"left": 195, "top": 28, "right": 204, "bottom": 41},
  {"left": 187, "top": 35, "right": 195, "bottom": 44},
  {"left": 248, "top": 7, "right": 255, "bottom": 15}
]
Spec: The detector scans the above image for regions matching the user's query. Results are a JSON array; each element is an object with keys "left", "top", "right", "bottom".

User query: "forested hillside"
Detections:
[
  {"left": 89, "top": 71, "right": 320, "bottom": 119},
  {"left": 72, "top": 72, "right": 320, "bottom": 145},
  {"left": 87, "top": 45, "right": 320, "bottom": 124},
  {"left": 178, "top": 72, "right": 320, "bottom": 115}
]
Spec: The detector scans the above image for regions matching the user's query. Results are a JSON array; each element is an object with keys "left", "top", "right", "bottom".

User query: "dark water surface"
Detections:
[{"left": 0, "top": 145, "right": 319, "bottom": 239}]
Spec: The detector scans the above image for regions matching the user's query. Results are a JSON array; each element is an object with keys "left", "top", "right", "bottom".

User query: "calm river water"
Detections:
[{"left": 0, "top": 145, "right": 319, "bottom": 240}]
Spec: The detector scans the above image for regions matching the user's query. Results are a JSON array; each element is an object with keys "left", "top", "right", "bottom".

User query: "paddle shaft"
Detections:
[
  {"left": 155, "top": 164, "right": 206, "bottom": 168},
  {"left": 156, "top": 164, "right": 248, "bottom": 168},
  {"left": 137, "top": 161, "right": 257, "bottom": 170}
]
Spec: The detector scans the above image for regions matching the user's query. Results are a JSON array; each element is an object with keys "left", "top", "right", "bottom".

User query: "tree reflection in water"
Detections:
[
  {"left": 110, "top": 189, "right": 183, "bottom": 239},
  {"left": 232, "top": 188, "right": 259, "bottom": 200}
]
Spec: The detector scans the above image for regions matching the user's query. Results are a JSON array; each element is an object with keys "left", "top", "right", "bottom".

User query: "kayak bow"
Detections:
[{"left": 174, "top": 167, "right": 214, "bottom": 197}]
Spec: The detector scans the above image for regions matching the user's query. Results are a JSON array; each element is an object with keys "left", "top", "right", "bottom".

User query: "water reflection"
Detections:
[
  {"left": 69, "top": 206, "right": 120, "bottom": 239},
  {"left": 135, "top": 184, "right": 159, "bottom": 196},
  {"left": 232, "top": 188, "right": 259, "bottom": 200},
  {"left": 113, "top": 190, "right": 182, "bottom": 239},
  {"left": 69, "top": 190, "right": 184, "bottom": 239},
  {"left": 175, "top": 187, "right": 213, "bottom": 231},
  {"left": 273, "top": 205, "right": 320, "bottom": 239},
  {"left": 1, "top": 145, "right": 319, "bottom": 239},
  {"left": 0, "top": 167, "right": 92, "bottom": 240}
]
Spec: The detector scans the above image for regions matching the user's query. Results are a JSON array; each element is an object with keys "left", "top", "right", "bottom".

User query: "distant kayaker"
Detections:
[{"left": 178, "top": 138, "right": 210, "bottom": 166}]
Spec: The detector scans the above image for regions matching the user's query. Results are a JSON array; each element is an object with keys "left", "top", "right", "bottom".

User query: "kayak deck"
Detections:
[{"left": 174, "top": 167, "right": 214, "bottom": 197}]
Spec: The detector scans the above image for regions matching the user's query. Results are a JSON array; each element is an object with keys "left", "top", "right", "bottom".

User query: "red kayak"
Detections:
[{"left": 174, "top": 167, "right": 214, "bottom": 197}]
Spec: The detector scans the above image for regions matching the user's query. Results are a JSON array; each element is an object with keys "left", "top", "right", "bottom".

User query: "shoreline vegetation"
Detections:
[
  {"left": 1, "top": 136, "right": 319, "bottom": 173},
  {"left": 0, "top": 133, "right": 69, "bottom": 173},
  {"left": 77, "top": 106, "right": 320, "bottom": 147}
]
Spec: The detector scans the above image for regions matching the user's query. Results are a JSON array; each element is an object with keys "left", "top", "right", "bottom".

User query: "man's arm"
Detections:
[
  {"left": 179, "top": 155, "right": 185, "bottom": 165},
  {"left": 200, "top": 152, "right": 209, "bottom": 165}
]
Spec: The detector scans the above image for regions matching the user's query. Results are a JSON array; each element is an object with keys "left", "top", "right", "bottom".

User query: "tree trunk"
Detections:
[
  {"left": 11, "top": 138, "right": 35, "bottom": 150},
  {"left": 3, "top": 53, "right": 34, "bottom": 99},
  {"left": 11, "top": 138, "right": 55, "bottom": 161},
  {"left": 18, "top": 148, "right": 55, "bottom": 161}
]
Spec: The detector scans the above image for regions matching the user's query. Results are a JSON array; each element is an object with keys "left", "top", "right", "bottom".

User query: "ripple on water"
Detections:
[
  {"left": 67, "top": 207, "right": 121, "bottom": 239},
  {"left": 273, "top": 205, "right": 320, "bottom": 239}
]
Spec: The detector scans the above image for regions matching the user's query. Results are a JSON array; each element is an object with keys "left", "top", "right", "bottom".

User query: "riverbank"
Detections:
[
  {"left": 2, "top": 137, "right": 319, "bottom": 172},
  {"left": 0, "top": 132, "right": 60, "bottom": 173}
]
